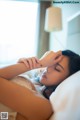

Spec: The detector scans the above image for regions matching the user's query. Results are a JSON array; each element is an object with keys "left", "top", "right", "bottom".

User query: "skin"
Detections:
[
  {"left": 0, "top": 77, "right": 52, "bottom": 120},
  {"left": 40, "top": 55, "right": 70, "bottom": 86},
  {"left": 0, "top": 51, "right": 70, "bottom": 120}
]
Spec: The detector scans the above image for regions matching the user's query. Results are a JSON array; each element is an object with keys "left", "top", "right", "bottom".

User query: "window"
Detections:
[{"left": 0, "top": 1, "right": 39, "bottom": 67}]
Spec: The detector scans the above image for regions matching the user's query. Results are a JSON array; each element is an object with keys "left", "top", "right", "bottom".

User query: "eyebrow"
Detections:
[{"left": 57, "top": 63, "right": 64, "bottom": 70}]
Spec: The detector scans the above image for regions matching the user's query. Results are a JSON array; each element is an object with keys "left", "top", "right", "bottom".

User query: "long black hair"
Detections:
[{"left": 42, "top": 50, "right": 80, "bottom": 99}]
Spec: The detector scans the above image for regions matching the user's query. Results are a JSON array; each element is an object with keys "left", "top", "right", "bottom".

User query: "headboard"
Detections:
[{"left": 66, "top": 12, "right": 80, "bottom": 55}]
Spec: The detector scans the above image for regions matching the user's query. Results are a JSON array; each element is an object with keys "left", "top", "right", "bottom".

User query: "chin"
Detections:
[{"left": 40, "top": 78, "right": 46, "bottom": 85}]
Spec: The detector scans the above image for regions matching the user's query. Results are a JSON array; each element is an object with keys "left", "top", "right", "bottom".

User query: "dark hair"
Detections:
[
  {"left": 62, "top": 50, "right": 80, "bottom": 75},
  {"left": 43, "top": 50, "right": 80, "bottom": 99}
]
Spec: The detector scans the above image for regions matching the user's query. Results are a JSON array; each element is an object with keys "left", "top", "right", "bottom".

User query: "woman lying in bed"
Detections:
[{"left": 0, "top": 50, "right": 80, "bottom": 120}]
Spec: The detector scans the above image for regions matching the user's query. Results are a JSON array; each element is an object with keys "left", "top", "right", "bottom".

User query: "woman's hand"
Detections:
[
  {"left": 39, "top": 51, "right": 62, "bottom": 67},
  {"left": 17, "top": 51, "right": 62, "bottom": 70},
  {"left": 18, "top": 57, "right": 41, "bottom": 70}
]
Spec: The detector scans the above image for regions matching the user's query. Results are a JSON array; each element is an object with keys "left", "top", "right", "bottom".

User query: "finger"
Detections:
[
  {"left": 18, "top": 58, "right": 26, "bottom": 63},
  {"left": 34, "top": 57, "right": 42, "bottom": 67},
  {"left": 54, "top": 55, "right": 63, "bottom": 64},
  {"left": 18, "top": 58, "right": 23, "bottom": 63},
  {"left": 40, "top": 51, "right": 50, "bottom": 60},
  {"left": 54, "top": 51, "right": 62, "bottom": 59},
  {"left": 32, "top": 57, "right": 41, "bottom": 68},
  {"left": 21, "top": 59, "right": 29, "bottom": 68},
  {"left": 35, "top": 57, "right": 39, "bottom": 64},
  {"left": 27, "top": 58, "right": 33, "bottom": 69},
  {"left": 31, "top": 57, "right": 36, "bottom": 68},
  {"left": 56, "top": 50, "right": 62, "bottom": 56}
]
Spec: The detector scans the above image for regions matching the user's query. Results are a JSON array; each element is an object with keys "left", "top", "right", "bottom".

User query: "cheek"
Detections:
[
  {"left": 40, "top": 71, "right": 67, "bottom": 86},
  {"left": 42, "top": 73, "right": 59, "bottom": 86},
  {"left": 47, "top": 76, "right": 59, "bottom": 85},
  {"left": 47, "top": 72, "right": 65, "bottom": 85}
]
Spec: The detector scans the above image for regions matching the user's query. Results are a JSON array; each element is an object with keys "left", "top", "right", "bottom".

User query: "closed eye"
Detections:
[{"left": 55, "top": 67, "right": 61, "bottom": 72}]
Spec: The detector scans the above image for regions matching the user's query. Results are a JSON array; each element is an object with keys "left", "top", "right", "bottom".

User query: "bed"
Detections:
[{"left": 49, "top": 70, "right": 80, "bottom": 120}]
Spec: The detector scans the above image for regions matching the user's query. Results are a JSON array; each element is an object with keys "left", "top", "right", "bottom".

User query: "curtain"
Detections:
[
  {"left": 0, "top": 1, "right": 39, "bottom": 67},
  {"left": 37, "top": 1, "right": 51, "bottom": 58}
]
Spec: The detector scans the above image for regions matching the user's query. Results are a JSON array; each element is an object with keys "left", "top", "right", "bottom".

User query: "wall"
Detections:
[
  {"left": 49, "top": 1, "right": 80, "bottom": 53},
  {"left": 66, "top": 13, "right": 80, "bottom": 55}
]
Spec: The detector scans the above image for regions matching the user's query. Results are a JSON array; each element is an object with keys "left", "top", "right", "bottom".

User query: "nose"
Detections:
[{"left": 47, "top": 67, "right": 53, "bottom": 73}]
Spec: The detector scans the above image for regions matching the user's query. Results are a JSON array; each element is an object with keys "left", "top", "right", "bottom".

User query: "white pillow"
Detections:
[{"left": 49, "top": 71, "right": 80, "bottom": 120}]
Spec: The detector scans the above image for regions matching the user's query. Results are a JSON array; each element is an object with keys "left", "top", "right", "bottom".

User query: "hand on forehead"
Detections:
[{"left": 39, "top": 50, "right": 63, "bottom": 67}]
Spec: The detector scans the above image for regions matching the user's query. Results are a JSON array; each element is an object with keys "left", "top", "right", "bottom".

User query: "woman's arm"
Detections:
[
  {"left": 0, "top": 77, "right": 52, "bottom": 120},
  {"left": 0, "top": 57, "right": 41, "bottom": 80},
  {"left": 0, "top": 63, "right": 30, "bottom": 80},
  {"left": 19, "top": 51, "right": 62, "bottom": 68}
]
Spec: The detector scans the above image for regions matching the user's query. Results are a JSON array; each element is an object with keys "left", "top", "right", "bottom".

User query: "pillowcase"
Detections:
[{"left": 49, "top": 71, "right": 80, "bottom": 120}]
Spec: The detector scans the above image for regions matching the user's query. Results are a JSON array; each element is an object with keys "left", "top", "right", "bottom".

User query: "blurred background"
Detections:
[{"left": 0, "top": 0, "right": 80, "bottom": 67}]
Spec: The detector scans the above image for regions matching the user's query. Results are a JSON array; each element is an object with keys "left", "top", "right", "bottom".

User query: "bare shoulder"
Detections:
[{"left": 10, "top": 76, "right": 53, "bottom": 120}]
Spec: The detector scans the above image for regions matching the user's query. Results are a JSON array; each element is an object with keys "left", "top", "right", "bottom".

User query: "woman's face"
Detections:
[{"left": 40, "top": 55, "right": 70, "bottom": 86}]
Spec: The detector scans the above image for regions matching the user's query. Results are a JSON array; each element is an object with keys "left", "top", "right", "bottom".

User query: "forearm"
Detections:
[
  {"left": 0, "top": 77, "right": 52, "bottom": 120},
  {"left": 0, "top": 63, "right": 31, "bottom": 80}
]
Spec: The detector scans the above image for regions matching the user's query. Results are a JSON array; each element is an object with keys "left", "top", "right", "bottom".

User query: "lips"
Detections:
[{"left": 42, "top": 72, "right": 47, "bottom": 79}]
